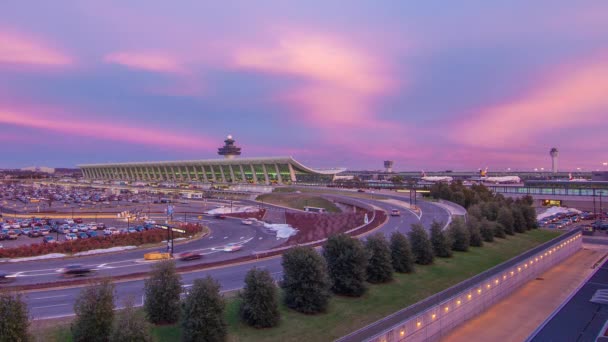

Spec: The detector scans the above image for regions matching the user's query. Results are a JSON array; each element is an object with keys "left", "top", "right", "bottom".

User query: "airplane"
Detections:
[
  {"left": 476, "top": 168, "right": 521, "bottom": 184},
  {"left": 420, "top": 171, "right": 453, "bottom": 183},
  {"left": 568, "top": 173, "right": 587, "bottom": 182}
]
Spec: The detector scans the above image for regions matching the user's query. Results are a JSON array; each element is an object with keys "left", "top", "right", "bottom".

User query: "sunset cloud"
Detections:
[
  {"left": 104, "top": 51, "right": 186, "bottom": 74},
  {"left": 232, "top": 32, "right": 395, "bottom": 128},
  {"left": 0, "top": 30, "right": 72, "bottom": 66},
  {"left": 0, "top": 107, "right": 215, "bottom": 150},
  {"left": 453, "top": 57, "right": 608, "bottom": 147}
]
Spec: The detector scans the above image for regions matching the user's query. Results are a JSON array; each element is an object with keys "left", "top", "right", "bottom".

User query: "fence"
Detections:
[{"left": 338, "top": 229, "right": 583, "bottom": 342}]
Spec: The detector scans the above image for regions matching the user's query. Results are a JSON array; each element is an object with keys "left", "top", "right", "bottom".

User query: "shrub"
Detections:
[
  {"left": 281, "top": 246, "right": 331, "bottom": 314},
  {"left": 72, "top": 279, "right": 115, "bottom": 342},
  {"left": 110, "top": 296, "right": 152, "bottom": 342},
  {"left": 181, "top": 276, "right": 227, "bottom": 342},
  {"left": 240, "top": 268, "right": 280, "bottom": 328},
  {"left": 494, "top": 222, "right": 506, "bottom": 238},
  {"left": 512, "top": 207, "right": 527, "bottom": 233},
  {"left": 365, "top": 233, "right": 393, "bottom": 284},
  {"left": 467, "top": 216, "right": 483, "bottom": 247},
  {"left": 323, "top": 234, "right": 369, "bottom": 297},
  {"left": 144, "top": 260, "right": 182, "bottom": 324},
  {"left": 449, "top": 218, "right": 470, "bottom": 252},
  {"left": 390, "top": 231, "right": 415, "bottom": 273},
  {"left": 479, "top": 219, "right": 495, "bottom": 242},
  {"left": 430, "top": 221, "right": 452, "bottom": 258},
  {"left": 408, "top": 223, "right": 434, "bottom": 265},
  {"left": 497, "top": 207, "right": 515, "bottom": 235},
  {"left": 0, "top": 291, "right": 30, "bottom": 342}
]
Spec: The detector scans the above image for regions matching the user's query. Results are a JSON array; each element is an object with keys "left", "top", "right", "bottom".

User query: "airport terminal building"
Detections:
[{"left": 78, "top": 136, "right": 344, "bottom": 185}]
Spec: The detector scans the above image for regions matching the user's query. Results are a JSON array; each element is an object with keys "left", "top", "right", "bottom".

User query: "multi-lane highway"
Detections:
[{"left": 3, "top": 192, "right": 451, "bottom": 320}]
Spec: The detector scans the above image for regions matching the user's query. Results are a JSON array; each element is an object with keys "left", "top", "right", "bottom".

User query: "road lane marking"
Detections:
[
  {"left": 32, "top": 304, "right": 68, "bottom": 309},
  {"left": 33, "top": 295, "right": 68, "bottom": 300}
]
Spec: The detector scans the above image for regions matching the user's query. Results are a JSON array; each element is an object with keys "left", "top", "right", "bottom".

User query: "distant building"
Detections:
[
  {"left": 550, "top": 147, "right": 559, "bottom": 174},
  {"left": 21, "top": 166, "right": 55, "bottom": 174},
  {"left": 384, "top": 160, "right": 394, "bottom": 173},
  {"left": 217, "top": 135, "right": 241, "bottom": 159},
  {"left": 592, "top": 171, "right": 608, "bottom": 181}
]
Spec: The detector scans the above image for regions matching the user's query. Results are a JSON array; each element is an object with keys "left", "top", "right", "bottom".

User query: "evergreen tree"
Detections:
[
  {"left": 512, "top": 206, "right": 527, "bottom": 233},
  {"left": 430, "top": 221, "right": 452, "bottom": 258},
  {"left": 240, "top": 268, "right": 280, "bottom": 328},
  {"left": 482, "top": 202, "right": 500, "bottom": 221},
  {"left": 479, "top": 218, "right": 495, "bottom": 242},
  {"left": 408, "top": 223, "right": 434, "bottom": 265},
  {"left": 365, "top": 233, "right": 394, "bottom": 283},
  {"left": 323, "top": 234, "right": 369, "bottom": 296},
  {"left": 467, "top": 216, "right": 483, "bottom": 247},
  {"left": 110, "top": 297, "right": 153, "bottom": 342},
  {"left": 520, "top": 205, "right": 538, "bottom": 229},
  {"left": 144, "top": 260, "right": 183, "bottom": 324},
  {"left": 493, "top": 222, "right": 506, "bottom": 238},
  {"left": 449, "top": 218, "right": 470, "bottom": 252},
  {"left": 0, "top": 291, "right": 30, "bottom": 342},
  {"left": 181, "top": 276, "right": 227, "bottom": 342},
  {"left": 497, "top": 207, "right": 515, "bottom": 235},
  {"left": 390, "top": 231, "right": 415, "bottom": 273},
  {"left": 467, "top": 204, "right": 484, "bottom": 220},
  {"left": 72, "top": 279, "right": 115, "bottom": 342},
  {"left": 281, "top": 246, "right": 331, "bottom": 314}
]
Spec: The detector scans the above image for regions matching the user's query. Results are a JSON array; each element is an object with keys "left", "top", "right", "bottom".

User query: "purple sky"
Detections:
[{"left": 1, "top": 1, "right": 607, "bottom": 171}]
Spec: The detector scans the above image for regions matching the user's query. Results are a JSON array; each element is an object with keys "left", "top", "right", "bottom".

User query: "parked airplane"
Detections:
[
  {"left": 420, "top": 171, "right": 453, "bottom": 183},
  {"left": 477, "top": 168, "right": 521, "bottom": 184},
  {"left": 568, "top": 173, "right": 587, "bottom": 182}
]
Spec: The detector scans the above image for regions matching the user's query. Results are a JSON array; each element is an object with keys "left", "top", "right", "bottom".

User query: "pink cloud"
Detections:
[
  {"left": 0, "top": 107, "right": 216, "bottom": 151},
  {"left": 453, "top": 55, "right": 608, "bottom": 147},
  {"left": 231, "top": 31, "right": 396, "bottom": 128},
  {"left": 104, "top": 51, "right": 186, "bottom": 74},
  {"left": 0, "top": 30, "right": 72, "bottom": 66}
]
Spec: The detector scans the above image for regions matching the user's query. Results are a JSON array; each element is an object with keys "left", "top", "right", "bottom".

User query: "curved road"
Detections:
[{"left": 4, "top": 193, "right": 451, "bottom": 320}]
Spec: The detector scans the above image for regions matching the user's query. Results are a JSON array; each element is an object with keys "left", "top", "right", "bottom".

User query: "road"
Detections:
[{"left": 4, "top": 191, "right": 451, "bottom": 320}]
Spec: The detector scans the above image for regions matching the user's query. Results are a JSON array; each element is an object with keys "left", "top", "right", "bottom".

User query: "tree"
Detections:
[
  {"left": 181, "top": 276, "right": 227, "bottom": 342},
  {"left": 323, "top": 234, "right": 368, "bottom": 296},
  {"left": 0, "top": 291, "right": 29, "bottom": 342},
  {"left": 430, "top": 221, "right": 452, "bottom": 258},
  {"left": 449, "top": 218, "right": 470, "bottom": 252},
  {"left": 408, "top": 224, "right": 434, "bottom": 265},
  {"left": 451, "top": 191, "right": 466, "bottom": 207},
  {"left": 390, "top": 231, "right": 415, "bottom": 273},
  {"left": 497, "top": 207, "right": 515, "bottom": 235},
  {"left": 467, "top": 216, "right": 483, "bottom": 247},
  {"left": 493, "top": 222, "right": 506, "bottom": 238},
  {"left": 110, "top": 297, "right": 153, "bottom": 342},
  {"left": 144, "top": 260, "right": 182, "bottom": 324},
  {"left": 72, "top": 279, "right": 115, "bottom": 342},
  {"left": 240, "top": 268, "right": 280, "bottom": 328},
  {"left": 482, "top": 202, "right": 500, "bottom": 221},
  {"left": 520, "top": 205, "right": 538, "bottom": 229},
  {"left": 512, "top": 206, "right": 527, "bottom": 233},
  {"left": 281, "top": 246, "right": 331, "bottom": 314},
  {"left": 479, "top": 218, "right": 495, "bottom": 242},
  {"left": 467, "top": 204, "right": 483, "bottom": 220},
  {"left": 365, "top": 233, "right": 394, "bottom": 283}
]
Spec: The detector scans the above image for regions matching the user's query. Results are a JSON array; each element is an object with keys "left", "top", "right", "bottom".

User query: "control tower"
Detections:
[
  {"left": 218, "top": 135, "right": 242, "bottom": 159},
  {"left": 384, "top": 160, "right": 394, "bottom": 173},
  {"left": 550, "top": 147, "right": 559, "bottom": 173}
]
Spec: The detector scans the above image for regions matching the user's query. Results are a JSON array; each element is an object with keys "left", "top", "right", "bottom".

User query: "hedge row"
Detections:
[{"left": 0, "top": 224, "right": 204, "bottom": 259}]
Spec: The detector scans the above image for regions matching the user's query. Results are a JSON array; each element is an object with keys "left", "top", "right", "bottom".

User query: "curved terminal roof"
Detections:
[{"left": 79, "top": 156, "right": 346, "bottom": 175}]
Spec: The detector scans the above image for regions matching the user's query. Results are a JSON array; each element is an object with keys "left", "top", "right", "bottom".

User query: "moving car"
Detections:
[
  {"left": 60, "top": 264, "right": 92, "bottom": 276},
  {"left": 214, "top": 214, "right": 227, "bottom": 220},
  {"left": 0, "top": 271, "right": 15, "bottom": 284},
  {"left": 390, "top": 209, "right": 401, "bottom": 217},
  {"left": 241, "top": 219, "right": 254, "bottom": 225},
  {"left": 177, "top": 251, "right": 202, "bottom": 261},
  {"left": 223, "top": 243, "right": 243, "bottom": 252},
  {"left": 144, "top": 251, "right": 172, "bottom": 260}
]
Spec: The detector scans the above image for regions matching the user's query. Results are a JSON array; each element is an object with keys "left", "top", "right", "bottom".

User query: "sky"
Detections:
[{"left": 1, "top": 1, "right": 607, "bottom": 171}]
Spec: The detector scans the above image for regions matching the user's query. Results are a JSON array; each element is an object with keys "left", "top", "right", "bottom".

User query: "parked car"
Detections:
[
  {"left": 135, "top": 226, "right": 145, "bottom": 232},
  {"left": 87, "top": 231, "right": 98, "bottom": 238},
  {"left": 28, "top": 229, "right": 41, "bottom": 238},
  {"left": 127, "top": 227, "right": 137, "bottom": 234},
  {"left": 177, "top": 252, "right": 202, "bottom": 261},
  {"left": 65, "top": 233, "right": 78, "bottom": 241},
  {"left": 43, "top": 236, "right": 56, "bottom": 244},
  {"left": 78, "top": 232, "right": 88, "bottom": 239}
]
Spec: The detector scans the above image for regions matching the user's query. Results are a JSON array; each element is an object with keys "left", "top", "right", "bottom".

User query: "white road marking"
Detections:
[
  {"left": 240, "top": 236, "right": 244, "bottom": 239},
  {"left": 32, "top": 295, "right": 68, "bottom": 300},
  {"left": 32, "top": 304, "right": 68, "bottom": 309}
]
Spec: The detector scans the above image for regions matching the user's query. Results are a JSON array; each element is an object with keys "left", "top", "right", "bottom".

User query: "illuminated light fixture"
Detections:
[
  {"left": 518, "top": 267, "right": 522, "bottom": 272},
  {"left": 540, "top": 255, "right": 543, "bottom": 259},
  {"left": 432, "top": 314, "right": 436, "bottom": 320},
  {"left": 477, "top": 288, "right": 482, "bottom": 294},
  {"left": 400, "top": 330, "right": 405, "bottom": 337},
  {"left": 510, "top": 271, "right": 514, "bottom": 276},
  {"left": 535, "top": 258, "right": 538, "bottom": 262},
  {"left": 445, "top": 306, "right": 449, "bottom": 313},
  {"left": 530, "top": 261, "right": 533, "bottom": 265},
  {"left": 503, "top": 275, "right": 507, "bottom": 280},
  {"left": 495, "top": 279, "right": 499, "bottom": 284},
  {"left": 457, "top": 300, "right": 462, "bottom": 305},
  {"left": 524, "top": 264, "right": 528, "bottom": 268},
  {"left": 417, "top": 321, "right": 422, "bottom": 328},
  {"left": 486, "top": 284, "right": 491, "bottom": 289},
  {"left": 467, "top": 294, "right": 472, "bottom": 300}
]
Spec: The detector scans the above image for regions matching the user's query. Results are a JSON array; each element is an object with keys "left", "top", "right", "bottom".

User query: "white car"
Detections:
[
  {"left": 65, "top": 233, "right": 78, "bottom": 241},
  {"left": 78, "top": 224, "right": 89, "bottom": 232},
  {"left": 223, "top": 243, "right": 243, "bottom": 252},
  {"left": 241, "top": 219, "right": 254, "bottom": 225},
  {"left": 66, "top": 219, "right": 74, "bottom": 225}
]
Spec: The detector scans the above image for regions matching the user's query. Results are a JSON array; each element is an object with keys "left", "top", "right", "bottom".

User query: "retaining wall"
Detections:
[{"left": 341, "top": 229, "right": 583, "bottom": 342}]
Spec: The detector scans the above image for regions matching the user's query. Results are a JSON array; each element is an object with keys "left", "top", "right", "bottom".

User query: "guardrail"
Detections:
[{"left": 337, "top": 229, "right": 583, "bottom": 342}]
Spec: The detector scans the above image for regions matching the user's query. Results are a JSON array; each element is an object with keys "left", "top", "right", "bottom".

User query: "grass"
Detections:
[
  {"left": 273, "top": 186, "right": 390, "bottom": 201},
  {"left": 32, "top": 229, "right": 560, "bottom": 342},
  {"left": 256, "top": 193, "right": 341, "bottom": 213},
  {"left": 151, "top": 229, "right": 560, "bottom": 342}
]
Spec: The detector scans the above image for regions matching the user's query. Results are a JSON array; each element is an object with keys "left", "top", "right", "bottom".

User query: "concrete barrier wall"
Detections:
[{"left": 366, "top": 230, "right": 582, "bottom": 342}]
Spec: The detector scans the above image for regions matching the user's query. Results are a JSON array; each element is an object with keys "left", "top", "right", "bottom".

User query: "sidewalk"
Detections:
[{"left": 441, "top": 247, "right": 607, "bottom": 342}]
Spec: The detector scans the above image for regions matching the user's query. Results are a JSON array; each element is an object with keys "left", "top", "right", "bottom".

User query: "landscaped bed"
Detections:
[{"left": 40, "top": 229, "right": 561, "bottom": 342}]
